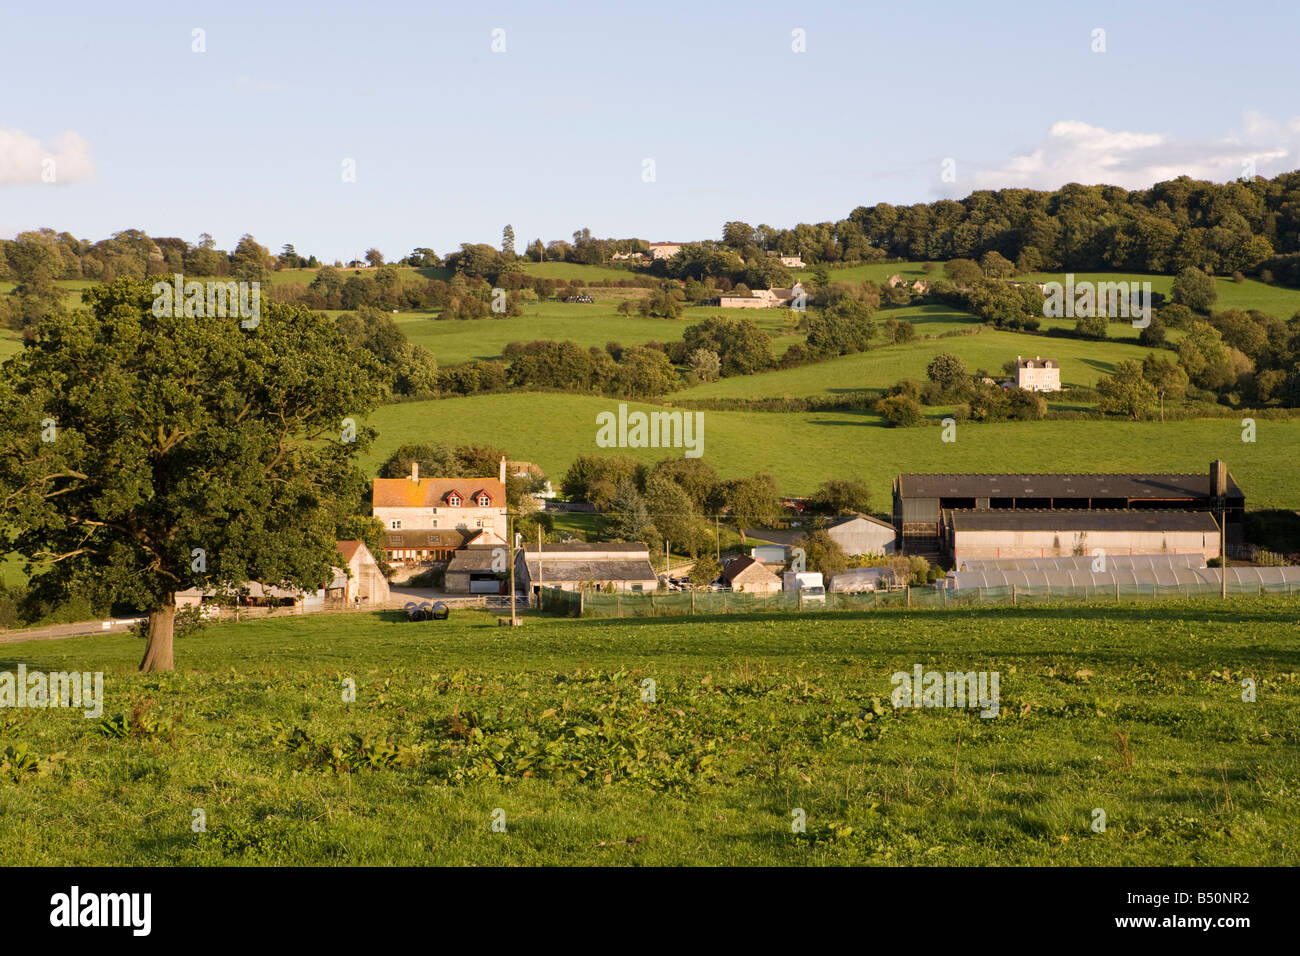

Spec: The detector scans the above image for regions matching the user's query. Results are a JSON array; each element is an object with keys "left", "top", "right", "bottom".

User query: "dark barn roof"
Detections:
[
  {"left": 945, "top": 509, "right": 1220, "bottom": 533},
  {"left": 446, "top": 545, "right": 504, "bottom": 572},
  {"left": 520, "top": 542, "right": 648, "bottom": 553},
  {"left": 897, "top": 473, "right": 1243, "bottom": 500},
  {"left": 383, "top": 529, "right": 481, "bottom": 550}
]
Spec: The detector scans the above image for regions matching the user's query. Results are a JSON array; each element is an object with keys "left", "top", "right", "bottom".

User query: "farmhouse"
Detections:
[
  {"left": 372, "top": 460, "right": 508, "bottom": 544},
  {"left": 650, "top": 242, "right": 686, "bottom": 260},
  {"left": 941, "top": 510, "right": 1223, "bottom": 565},
  {"left": 893, "top": 463, "right": 1244, "bottom": 557},
  {"left": 1016, "top": 355, "right": 1061, "bottom": 392},
  {"left": 516, "top": 542, "right": 658, "bottom": 594},
  {"left": 329, "top": 540, "right": 390, "bottom": 605},
  {"left": 720, "top": 556, "right": 782, "bottom": 594},
  {"left": 778, "top": 254, "right": 805, "bottom": 268}
]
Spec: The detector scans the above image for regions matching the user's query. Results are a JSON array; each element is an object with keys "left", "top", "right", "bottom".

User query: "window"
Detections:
[
  {"left": 447, "top": 494, "right": 461, "bottom": 507},
  {"left": 390, "top": 520, "right": 402, "bottom": 530},
  {"left": 477, "top": 493, "right": 491, "bottom": 507}
]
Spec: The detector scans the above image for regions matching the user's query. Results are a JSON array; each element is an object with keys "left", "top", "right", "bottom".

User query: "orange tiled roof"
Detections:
[
  {"left": 336, "top": 540, "right": 364, "bottom": 563},
  {"left": 372, "top": 477, "right": 505, "bottom": 509}
]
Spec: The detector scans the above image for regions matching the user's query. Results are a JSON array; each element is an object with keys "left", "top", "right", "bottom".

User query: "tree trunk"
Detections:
[{"left": 139, "top": 599, "right": 176, "bottom": 673}]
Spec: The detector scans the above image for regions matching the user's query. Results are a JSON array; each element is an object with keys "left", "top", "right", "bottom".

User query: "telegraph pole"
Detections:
[
  {"left": 508, "top": 510, "right": 517, "bottom": 623},
  {"left": 1211, "top": 460, "right": 1227, "bottom": 599},
  {"left": 1219, "top": 506, "right": 1227, "bottom": 600}
]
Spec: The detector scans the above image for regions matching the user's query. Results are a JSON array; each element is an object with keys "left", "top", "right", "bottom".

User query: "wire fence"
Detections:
[{"left": 538, "top": 578, "right": 1300, "bottom": 619}]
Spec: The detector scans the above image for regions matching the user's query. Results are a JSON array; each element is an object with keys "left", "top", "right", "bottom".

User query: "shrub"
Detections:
[{"left": 875, "top": 394, "right": 924, "bottom": 427}]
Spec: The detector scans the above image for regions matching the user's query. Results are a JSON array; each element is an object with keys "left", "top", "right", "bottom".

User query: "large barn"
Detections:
[
  {"left": 941, "top": 510, "right": 1222, "bottom": 564},
  {"left": 893, "top": 462, "right": 1244, "bottom": 559}
]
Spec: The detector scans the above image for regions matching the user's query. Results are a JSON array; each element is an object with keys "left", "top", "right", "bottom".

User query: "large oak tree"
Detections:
[{"left": 0, "top": 278, "right": 389, "bottom": 671}]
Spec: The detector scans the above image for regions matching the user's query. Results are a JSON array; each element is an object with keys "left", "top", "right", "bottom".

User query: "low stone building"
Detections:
[
  {"left": 516, "top": 542, "right": 658, "bottom": 594},
  {"left": 720, "top": 556, "right": 782, "bottom": 594},
  {"left": 330, "top": 540, "right": 390, "bottom": 605},
  {"left": 714, "top": 283, "right": 804, "bottom": 309},
  {"left": 444, "top": 545, "right": 507, "bottom": 594}
]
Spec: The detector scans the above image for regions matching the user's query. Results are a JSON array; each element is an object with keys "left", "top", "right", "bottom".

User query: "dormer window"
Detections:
[
  {"left": 475, "top": 491, "right": 492, "bottom": 507},
  {"left": 446, "top": 493, "right": 461, "bottom": 507}
]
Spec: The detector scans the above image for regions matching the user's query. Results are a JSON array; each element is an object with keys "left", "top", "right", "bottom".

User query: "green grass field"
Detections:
[
  {"left": 0, "top": 329, "right": 21, "bottom": 361},
  {"left": 391, "top": 302, "right": 798, "bottom": 364},
  {"left": 1016, "top": 271, "right": 1300, "bottom": 318},
  {"left": 1, "top": 600, "right": 1295, "bottom": 865},
  {"left": 363, "top": 392, "right": 1300, "bottom": 508},
  {"left": 673, "top": 327, "right": 1160, "bottom": 402},
  {"left": 792, "top": 260, "right": 935, "bottom": 285}
]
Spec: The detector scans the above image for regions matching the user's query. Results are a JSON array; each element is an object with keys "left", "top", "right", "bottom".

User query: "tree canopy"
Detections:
[{"left": 0, "top": 278, "right": 389, "bottom": 671}]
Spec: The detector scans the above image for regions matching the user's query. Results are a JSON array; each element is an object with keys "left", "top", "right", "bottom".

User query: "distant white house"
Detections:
[
  {"left": 779, "top": 254, "right": 805, "bottom": 268},
  {"left": 1016, "top": 355, "right": 1061, "bottom": 392}
]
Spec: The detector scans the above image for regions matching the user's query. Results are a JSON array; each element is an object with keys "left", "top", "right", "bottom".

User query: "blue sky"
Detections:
[{"left": 2, "top": 0, "right": 1298, "bottom": 262}]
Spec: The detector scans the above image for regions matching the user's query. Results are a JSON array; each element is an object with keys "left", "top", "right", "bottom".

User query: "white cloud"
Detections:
[
  {"left": 965, "top": 116, "right": 1295, "bottom": 192},
  {"left": 0, "top": 128, "right": 94, "bottom": 185}
]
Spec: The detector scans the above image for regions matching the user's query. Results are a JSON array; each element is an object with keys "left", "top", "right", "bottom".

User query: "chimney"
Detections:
[
  {"left": 1210, "top": 459, "right": 1228, "bottom": 498},
  {"left": 499, "top": 455, "right": 507, "bottom": 485},
  {"left": 410, "top": 461, "right": 419, "bottom": 483}
]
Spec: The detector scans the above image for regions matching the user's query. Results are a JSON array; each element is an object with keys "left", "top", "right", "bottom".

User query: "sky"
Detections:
[{"left": 2, "top": 0, "right": 1299, "bottom": 263}]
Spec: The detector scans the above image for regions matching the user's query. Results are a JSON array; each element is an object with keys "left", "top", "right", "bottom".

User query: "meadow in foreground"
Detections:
[{"left": 1, "top": 599, "right": 1296, "bottom": 865}]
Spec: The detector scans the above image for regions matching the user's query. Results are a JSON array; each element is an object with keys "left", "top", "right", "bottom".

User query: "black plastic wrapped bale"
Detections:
[{"left": 431, "top": 601, "right": 450, "bottom": 621}]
